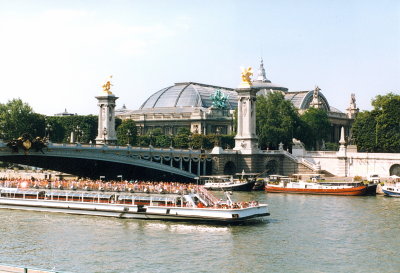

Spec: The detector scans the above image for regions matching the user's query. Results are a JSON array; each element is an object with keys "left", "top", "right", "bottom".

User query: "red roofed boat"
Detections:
[{"left": 265, "top": 175, "right": 367, "bottom": 196}]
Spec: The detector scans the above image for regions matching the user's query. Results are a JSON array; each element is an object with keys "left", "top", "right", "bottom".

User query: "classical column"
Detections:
[
  {"left": 95, "top": 76, "right": 119, "bottom": 145},
  {"left": 233, "top": 86, "right": 259, "bottom": 154},
  {"left": 197, "top": 160, "right": 201, "bottom": 176},
  {"left": 336, "top": 126, "right": 348, "bottom": 176}
]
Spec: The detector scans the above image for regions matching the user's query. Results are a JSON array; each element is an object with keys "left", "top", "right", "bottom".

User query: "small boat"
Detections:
[
  {"left": 0, "top": 184, "right": 269, "bottom": 224},
  {"left": 265, "top": 174, "right": 367, "bottom": 196},
  {"left": 381, "top": 175, "right": 400, "bottom": 197},
  {"left": 201, "top": 175, "right": 256, "bottom": 191}
]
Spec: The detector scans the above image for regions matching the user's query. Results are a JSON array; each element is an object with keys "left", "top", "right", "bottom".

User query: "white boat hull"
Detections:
[{"left": 0, "top": 198, "right": 269, "bottom": 223}]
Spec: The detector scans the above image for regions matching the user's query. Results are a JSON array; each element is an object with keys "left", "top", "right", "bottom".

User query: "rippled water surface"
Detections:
[{"left": 1, "top": 193, "right": 400, "bottom": 273}]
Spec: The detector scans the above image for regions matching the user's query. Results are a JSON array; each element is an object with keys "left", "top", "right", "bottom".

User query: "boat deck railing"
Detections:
[{"left": 197, "top": 186, "right": 219, "bottom": 206}]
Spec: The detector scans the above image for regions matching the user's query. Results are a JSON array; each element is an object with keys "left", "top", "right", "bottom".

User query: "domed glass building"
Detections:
[
  {"left": 118, "top": 82, "right": 238, "bottom": 135},
  {"left": 117, "top": 59, "right": 358, "bottom": 143}
]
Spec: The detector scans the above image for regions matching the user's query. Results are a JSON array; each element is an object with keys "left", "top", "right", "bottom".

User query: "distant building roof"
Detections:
[
  {"left": 54, "top": 108, "right": 76, "bottom": 116},
  {"left": 115, "top": 104, "right": 129, "bottom": 116},
  {"left": 252, "top": 58, "right": 288, "bottom": 92},
  {"left": 139, "top": 82, "right": 237, "bottom": 110},
  {"left": 285, "top": 90, "right": 337, "bottom": 112}
]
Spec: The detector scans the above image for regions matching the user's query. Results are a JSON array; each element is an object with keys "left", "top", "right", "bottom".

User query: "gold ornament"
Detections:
[
  {"left": 102, "top": 75, "right": 113, "bottom": 95},
  {"left": 239, "top": 67, "right": 253, "bottom": 88}
]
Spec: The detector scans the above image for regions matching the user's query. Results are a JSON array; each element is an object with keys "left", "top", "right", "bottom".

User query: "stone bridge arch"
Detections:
[
  {"left": 223, "top": 161, "right": 236, "bottom": 175},
  {"left": 390, "top": 164, "right": 400, "bottom": 176},
  {"left": 0, "top": 143, "right": 214, "bottom": 181},
  {"left": 265, "top": 159, "right": 279, "bottom": 175}
]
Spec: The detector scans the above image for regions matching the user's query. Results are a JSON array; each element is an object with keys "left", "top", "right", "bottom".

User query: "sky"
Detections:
[{"left": 0, "top": 0, "right": 399, "bottom": 116}]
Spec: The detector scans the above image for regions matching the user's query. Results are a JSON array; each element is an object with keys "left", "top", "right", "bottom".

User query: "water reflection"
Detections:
[{"left": 1, "top": 193, "right": 400, "bottom": 272}]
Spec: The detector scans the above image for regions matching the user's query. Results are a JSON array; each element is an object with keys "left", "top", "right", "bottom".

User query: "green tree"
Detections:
[
  {"left": 173, "top": 127, "right": 191, "bottom": 148},
  {"left": 299, "top": 108, "right": 331, "bottom": 150},
  {"left": 0, "top": 99, "right": 45, "bottom": 140},
  {"left": 256, "top": 92, "right": 300, "bottom": 149},
  {"left": 46, "top": 115, "right": 98, "bottom": 143},
  {"left": 351, "top": 111, "right": 378, "bottom": 152},
  {"left": 352, "top": 92, "right": 400, "bottom": 152},
  {"left": 116, "top": 119, "right": 137, "bottom": 145}
]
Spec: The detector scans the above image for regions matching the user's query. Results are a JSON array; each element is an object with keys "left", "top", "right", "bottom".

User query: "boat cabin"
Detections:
[{"left": 0, "top": 188, "right": 217, "bottom": 208}]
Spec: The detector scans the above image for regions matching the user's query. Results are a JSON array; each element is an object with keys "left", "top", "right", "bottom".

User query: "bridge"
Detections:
[
  {"left": 0, "top": 141, "right": 213, "bottom": 181},
  {"left": 0, "top": 140, "right": 322, "bottom": 181},
  {"left": 1, "top": 138, "right": 396, "bottom": 181}
]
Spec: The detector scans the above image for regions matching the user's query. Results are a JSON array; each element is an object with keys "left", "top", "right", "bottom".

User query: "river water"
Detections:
[{"left": 0, "top": 192, "right": 399, "bottom": 273}]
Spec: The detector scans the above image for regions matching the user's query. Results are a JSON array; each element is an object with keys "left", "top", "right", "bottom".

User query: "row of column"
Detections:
[{"left": 149, "top": 156, "right": 208, "bottom": 176}]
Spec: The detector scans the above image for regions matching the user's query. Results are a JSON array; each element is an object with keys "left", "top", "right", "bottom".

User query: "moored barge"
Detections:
[{"left": 266, "top": 180, "right": 367, "bottom": 196}]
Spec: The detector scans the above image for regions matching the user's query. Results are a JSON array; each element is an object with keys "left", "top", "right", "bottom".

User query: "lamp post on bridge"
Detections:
[
  {"left": 126, "top": 129, "right": 132, "bottom": 146},
  {"left": 149, "top": 132, "right": 153, "bottom": 147},
  {"left": 75, "top": 126, "right": 83, "bottom": 144},
  {"left": 103, "top": 127, "right": 107, "bottom": 144},
  {"left": 45, "top": 124, "right": 53, "bottom": 142}
]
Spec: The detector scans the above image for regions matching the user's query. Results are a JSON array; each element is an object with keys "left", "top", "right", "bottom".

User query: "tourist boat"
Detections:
[
  {"left": 201, "top": 174, "right": 257, "bottom": 191},
  {"left": 265, "top": 175, "right": 367, "bottom": 196},
  {"left": 381, "top": 175, "right": 400, "bottom": 197},
  {"left": 0, "top": 185, "right": 269, "bottom": 223}
]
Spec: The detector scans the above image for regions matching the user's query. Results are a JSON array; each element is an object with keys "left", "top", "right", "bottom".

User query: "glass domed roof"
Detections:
[{"left": 140, "top": 82, "right": 238, "bottom": 109}]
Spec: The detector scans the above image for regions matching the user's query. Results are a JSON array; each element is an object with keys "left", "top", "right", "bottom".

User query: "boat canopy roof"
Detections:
[
  {"left": 0, "top": 188, "right": 181, "bottom": 202},
  {"left": 0, "top": 188, "right": 45, "bottom": 195}
]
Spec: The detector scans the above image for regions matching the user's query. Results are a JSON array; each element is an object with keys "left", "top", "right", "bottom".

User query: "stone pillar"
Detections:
[
  {"left": 95, "top": 94, "right": 119, "bottom": 145},
  {"left": 336, "top": 126, "right": 348, "bottom": 176},
  {"left": 233, "top": 87, "right": 259, "bottom": 154},
  {"left": 197, "top": 160, "right": 201, "bottom": 176}
]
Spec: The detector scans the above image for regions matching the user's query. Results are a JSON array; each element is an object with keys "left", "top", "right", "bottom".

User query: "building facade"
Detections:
[
  {"left": 117, "top": 82, "right": 237, "bottom": 136},
  {"left": 117, "top": 59, "right": 358, "bottom": 143}
]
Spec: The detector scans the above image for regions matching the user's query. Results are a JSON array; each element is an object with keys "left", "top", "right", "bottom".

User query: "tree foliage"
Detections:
[
  {"left": 352, "top": 93, "right": 400, "bottom": 152},
  {"left": 0, "top": 99, "right": 45, "bottom": 140},
  {"left": 116, "top": 119, "right": 137, "bottom": 145},
  {"left": 299, "top": 108, "right": 331, "bottom": 150},
  {"left": 256, "top": 92, "right": 301, "bottom": 149},
  {"left": 46, "top": 115, "right": 98, "bottom": 143}
]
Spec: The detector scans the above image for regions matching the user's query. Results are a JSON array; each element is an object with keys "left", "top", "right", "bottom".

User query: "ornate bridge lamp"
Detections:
[
  {"left": 126, "top": 129, "right": 132, "bottom": 146},
  {"left": 45, "top": 124, "right": 53, "bottom": 141},
  {"left": 103, "top": 127, "right": 107, "bottom": 144},
  {"left": 75, "top": 126, "right": 83, "bottom": 143},
  {"left": 188, "top": 135, "right": 193, "bottom": 149},
  {"left": 215, "top": 127, "right": 221, "bottom": 147},
  {"left": 149, "top": 132, "right": 153, "bottom": 147}
]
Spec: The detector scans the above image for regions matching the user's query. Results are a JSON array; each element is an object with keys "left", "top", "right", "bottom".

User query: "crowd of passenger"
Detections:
[
  {"left": 0, "top": 177, "right": 199, "bottom": 195},
  {"left": 0, "top": 177, "right": 261, "bottom": 209}
]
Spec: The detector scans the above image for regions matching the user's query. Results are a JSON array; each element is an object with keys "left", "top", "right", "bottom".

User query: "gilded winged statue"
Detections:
[
  {"left": 240, "top": 67, "right": 253, "bottom": 87},
  {"left": 102, "top": 75, "right": 113, "bottom": 95}
]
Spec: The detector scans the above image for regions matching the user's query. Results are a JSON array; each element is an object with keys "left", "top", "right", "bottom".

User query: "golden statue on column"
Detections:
[
  {"left": 102, "top": 75, "right": 113, "bottom": 95},
  {"left": 239, "top": 67, "right": 253, "bottom": 88}
]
